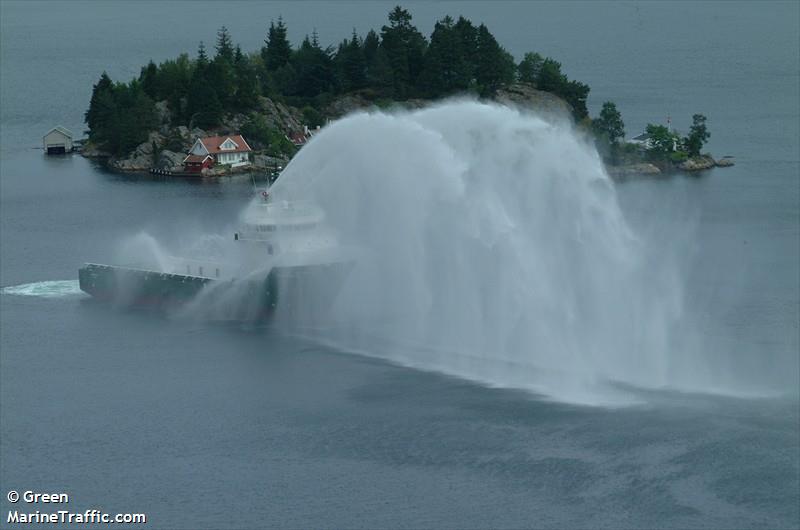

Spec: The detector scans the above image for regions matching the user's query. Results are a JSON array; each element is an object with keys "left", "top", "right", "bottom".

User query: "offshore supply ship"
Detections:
[{"left": 78, "top": 190, "right": 352, "bottom": 321}]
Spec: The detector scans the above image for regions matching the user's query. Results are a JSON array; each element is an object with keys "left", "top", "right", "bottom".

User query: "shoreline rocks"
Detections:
[
  {"left": 678, "top": 155, "right": 716, "bottom": 172},
  {"left": 606, "top": 163, "right": 661, "bottom": 180}
]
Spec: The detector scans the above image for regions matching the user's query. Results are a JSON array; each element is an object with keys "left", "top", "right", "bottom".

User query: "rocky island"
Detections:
[{"left": 81, "top": 6, "right": 731, "bottom": 180}]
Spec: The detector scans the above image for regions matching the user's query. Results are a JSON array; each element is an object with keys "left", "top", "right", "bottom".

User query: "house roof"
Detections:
[
  {"left": 43, "top": 126, "right": 73, "bottom": 139},
  {"left": 631, "top": 132, "right": 651, "bottom": 141},
  {"left": 198, "top": 135, "right": 252, "bottom": 154},
  {"left": 183, "top": 154, "right": 214, "bottom": 164},
  {"left": 287, "top": 131, "right": 308, "bottom": 146}
]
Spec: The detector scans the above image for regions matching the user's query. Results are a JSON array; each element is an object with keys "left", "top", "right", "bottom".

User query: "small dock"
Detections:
[{"left": 149, "top": 167, "right": 198, "bottom": 177}]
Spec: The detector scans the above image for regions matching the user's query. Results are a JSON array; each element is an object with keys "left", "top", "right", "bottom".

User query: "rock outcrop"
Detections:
[
  {"left": 155, "top": 100, "right": 171, "bottom": 134},
  {"left": 715, "top": 156, "right": 735, "bottom": 167},
  {"left": 322, "top": 83, "right": 572, "bottom": 121},
  {"left": 678, "top": 155, "right": 716, "bottom": 172},
  {"left": 606, "top": 163, "right": 662, "bottom": 180},
  {"left": 156, "top": 150, "right": 185, "bottom": 171},
  {"left": 258, "top": 97, "right": 304, "bottom": 132},
  {"left": 253, "top": 153, "right": 289, "bottom": 169},
  {"left": 494, "top": 83, "right": 573, "bottom": 120}
]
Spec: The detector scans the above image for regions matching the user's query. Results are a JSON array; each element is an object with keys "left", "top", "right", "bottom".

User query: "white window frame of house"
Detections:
[{"left": 220, "top": 138, "right": 238, "bottom": 151}]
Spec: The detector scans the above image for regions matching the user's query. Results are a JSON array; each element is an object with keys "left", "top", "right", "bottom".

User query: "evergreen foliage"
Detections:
[
  {"left": 418, "top": 16, "right": 471, "bottom": 97},
  {"left": 263, "top": 18, "right": 292, "bottom": 71},
  {"left": 592, "top": 101, "right": 625, "bottom": 163},
  {"left": 380, "top": 6, "right": 427, "bottom": 98},
  {"left": 474, "top": 23, "right": 515, "bottom": 97},
  {"left": 86, "top": 7, "right": 612, "bottom": 156},
  {"left": 517, "top": 52, "right": 543, "bottom": 84},
  {"left": 593, "top": 102, "right": 625, "bottom": 145},
  {"left": 84, "top": 74, "right": 157, "bottom": 155},
  {"left": 241, "top": 114, "right": 296, "bottom": 157},
  {"left": 683, "top": 114, "right": 710, "bottom": 157},
  {"left": 335, "top": 30, "right": 368, "bottom": 93}
]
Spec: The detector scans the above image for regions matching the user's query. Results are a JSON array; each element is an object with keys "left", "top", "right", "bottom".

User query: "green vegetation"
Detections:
[
  {"left": 240, "top": 115, "right": 296, "bottom": 157},
  {"left": 85, "top": 73, "right": 157, "bottom": 155},
  {"left": 683, "top": 114, "right": 710, "bottom": 157},
  {"left": 85, "top": 5, "right": 597, "bottom": 155},
  {"left": 592, "top": 101, "right": 625, "bottom": 163},
  {"left": 641, "top": 116, "right": 710, "bottom": 164},
  {"left": 588, "top": 98, "right": 713, "bottom": 169}
]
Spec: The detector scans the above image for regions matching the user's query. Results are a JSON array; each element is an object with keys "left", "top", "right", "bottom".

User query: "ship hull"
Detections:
[{"left": 78, "top": 262, "right": 351, "bottom": 321}]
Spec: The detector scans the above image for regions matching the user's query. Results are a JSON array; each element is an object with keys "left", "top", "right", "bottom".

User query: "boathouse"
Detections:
[
  {"left": 183, "top": 154, "right": 214, "bottom": 174},
  {"left": 43, "top": 126, "right": 74, "bottom": 154}
]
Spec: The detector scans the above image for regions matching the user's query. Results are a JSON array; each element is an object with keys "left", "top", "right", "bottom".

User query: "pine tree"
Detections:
[
  {"left": 233, "top": 47, "right": 260, "bottom": 110},
  {"left": 537, "top": 58, "right": 565, "bottom": 93},
  {"left": 562, "top": 79, "right": 590, "bottom": 121},
  {"left": 474, "top": 24, "right": 514, "bottom": 97},
  {"left": 683, "top": 114, "right": 710, "bottom": 157},
  {"left": 195, "top": 41, "right": 209, "bottom": 82},
  {"left": 85, "top": 72, "right": 115, "bottom": 134},
  {"left": 207, "top": 56, "right": 235, "bottom": 110},
  {"left": 188, "top": 51, "right": 222, "bottom": 129},
  {"left": 293, "top": 35, "right": 335, "bottom": 97},
  {"left": 139, "top": 60, "right": 159, "bottom": 99},
  {"left": 593, "top": 101, "right": 625, "bottom": 145},
  {"left": 335, "top": 30, "right": 367, "bottom": 92},
  {"left": 517, "top": 52, "right": 543, "bottom": 85},
  {"left": 215, "top": 26, "right": 234, "bottom": 63},
  {"left": 363, "top": 30, "right": 393, "bottom": 95},
  {"left": 453, "top": 16, "right": 477, "bottom": 87},
  {"left": 380, "top": 6, "right": 427, "bottom": 98},
  {"left": 418, "top": 16, "right": 471, "bottom": 97},
  {"left": 264, "top": 17, "right": 292, "bottom": 71}
]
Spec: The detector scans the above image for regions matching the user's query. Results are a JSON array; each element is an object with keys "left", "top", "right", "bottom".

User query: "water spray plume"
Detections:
[{"left": 269, "top": 100, "right": 697, "bottom": 405}]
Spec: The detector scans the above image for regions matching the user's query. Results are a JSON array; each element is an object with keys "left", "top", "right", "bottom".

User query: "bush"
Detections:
[
  {"left": 241, "top": 114, "right": 296, "bottom": 157},
  {"left": 669, "top": 151, "right": 689, "bottom": 163},
  {"left": 301, "top": 106, "right": 324, "bottom": 128}
]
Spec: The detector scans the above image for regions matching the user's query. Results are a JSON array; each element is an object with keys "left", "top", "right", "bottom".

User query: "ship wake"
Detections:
[{"left": 1, "top": 280, "right": 84, "bottom": 299}]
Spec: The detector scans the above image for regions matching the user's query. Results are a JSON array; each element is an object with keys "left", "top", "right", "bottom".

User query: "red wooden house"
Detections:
[{"left": 183, "top": 154, "right": 214, "bottom": 173}]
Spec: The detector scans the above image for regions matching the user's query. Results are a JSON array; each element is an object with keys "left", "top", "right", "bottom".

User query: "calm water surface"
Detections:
[{"left": 1, "top": 2, "right": 798, "bottom": 528}]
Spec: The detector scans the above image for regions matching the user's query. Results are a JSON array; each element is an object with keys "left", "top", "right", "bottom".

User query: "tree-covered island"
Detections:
[{"left": 83, "top": 6, "right": 731, "bottom": 177}]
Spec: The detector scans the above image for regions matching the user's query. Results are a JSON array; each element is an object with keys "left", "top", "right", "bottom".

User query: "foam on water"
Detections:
[{"left": 1, "top": 280, "right": 84, "bottom": 298}]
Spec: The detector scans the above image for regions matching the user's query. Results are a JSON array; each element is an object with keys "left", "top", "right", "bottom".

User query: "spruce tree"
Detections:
[
  {"left": 85, "top": 72, "right": 115, "bottom": 134},
  {"left": 139, "top": 61, "right": 159, "bottom": 99},
  {"left": 454, "top": 17, "right": 477, "bottom": 84},
  {"left": 336, "top": 30, "right": 367, "bottom": 92},
  {"left": 293, "top": 35, "right": 335, "bottom": 97},
  {"left": 380, "top": 6, "right": 427, "bottom": 98},
  {"left": 215, "top": 26, "right": 234, "bottom": 63},
  {"left": 363, "top": 30, "right": 393, "bottom": 95},
  {"left": 233, "top": 47, "right": 260, "bottom": 110},
  {"left": 474, "top": 24, "right": 514, "bottom": 96},
  {"left": 264, "top": 17, "right": 292, "bottom": 71},
  {"left": 418, "top": 16, "right": 470, "bottom": 97}
]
